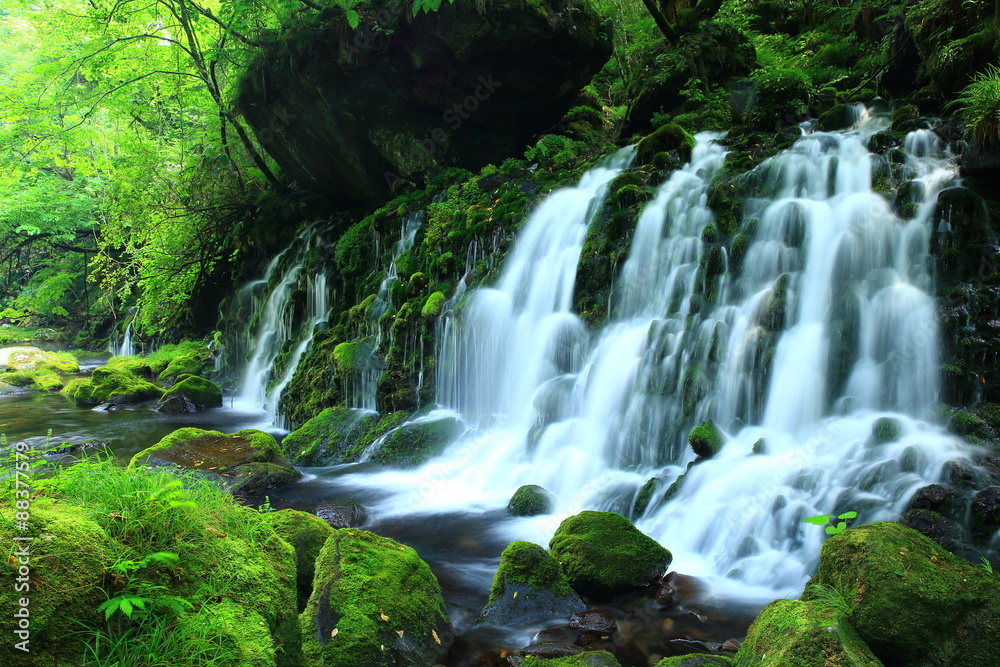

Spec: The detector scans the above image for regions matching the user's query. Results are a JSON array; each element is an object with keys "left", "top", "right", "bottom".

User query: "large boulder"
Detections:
[
  {"left": 0, "top": 346, "right": 79, "bottom": 373},
  {"left": 733, "top": 598, "right": 882, "bottom": 666},
  {"left": 266, "top": 509, "right": 335, "bottom": 612},
  {"left": 366, "top": 415, "right": 464, "bottom": 468},
  {"left": 479, "top": 541, "right": 584, "bottom": 625},
  {"left": 61, "top": 366, "right": 163, "bottom": 406},
  {"left": 156, "top": 375, "right": 223, "bottom": 413},
  {"left": 0, "top": 499, "right": 115, "bottom": 666},
  {"left": 300, "top": 529, "right": 454, "bottom": 667},
  {"left": 508, "top": 484, "right": 555, "bottom": 516},
  {"left": 281, "top": 407, "right": 383, "bottom": 465},
  {"left": 548, "top": 511, "right": 672, "bottom": 599},
  {"left": 813, "top": 521, "right": 1000, "bottom": 666},
  {"left": 234, "top": 0, "right": 612, "bottom": 205},
  {"left": 130, "top": 428, "right": 302, "bottom": 497}
]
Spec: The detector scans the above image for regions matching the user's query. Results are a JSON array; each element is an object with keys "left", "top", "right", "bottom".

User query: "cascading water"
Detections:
[{"left": 332, "top": 114, "right": 979, "bottom": 600}]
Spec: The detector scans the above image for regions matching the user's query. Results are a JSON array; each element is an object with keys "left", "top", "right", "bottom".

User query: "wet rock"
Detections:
[
  {"left": 520, "top": 643, "right": 584, "bottom": 659},
  {"left": 129, "top": 427, "right": 302, "bottom": 497},
  {"left": 508, "top": 484, "right": 554, "bottom": 517},
  {"left": 719, "top": 639, "right": 741, "bottom": 653},
  {"left": 633, "top": 477, "right": 659, "bottom": 518},
  {"left": 568, "top": 609, "right": 616, "bottom": 634},
  {"left": 870, "top": 416, "right": 902, "bottom": 445},
  {"left": 480, "top": 542, "right": 584, "bottom": 626},
  {"left": 900, "top": 509, "right": 963, "bottom": 552},
  {"left": 653, "top": 656, "right": 734, "bottom": 666},
  {"left": 970, "top": 486, "right": 1000, "bottom": 541},
  {"left": 944, "top": 459, "right": 978, "bottom": 489},
  {"left": 302, "top": 529, "right": 453, "bottom": 667},
  {"left": 368, "top": 415, "right": 464, "bottom": 468},
  {"left": 654, "top": 582, "right": 677, "bottom": 607},
  {"left": 688, "top": 419, "right": 725, "bottom": 459},
  {"left": 813, "top": 521, "right": 1000, "bottom": 666},
  {"left": 314, "top": 499, "right": 365, "bottom": 528},
  {"left": 265, "top": 509, "right": 334, "bottom": 612},
  {"left": 908, "top": 484, "right": 962, "bottom": 518},
  {"left": 510, "top": 649, "right": 621, "bottom": 667},
  {"left": 44, "top": 439, "right": 108, "bottom": 457},
  {"left": 155, "top": 375, "right": 223, "bottom": 413}
]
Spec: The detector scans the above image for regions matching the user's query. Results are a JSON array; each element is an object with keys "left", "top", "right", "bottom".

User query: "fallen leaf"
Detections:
[
  {"left": 396, "top": 630, "right": 403, "bottom": 637},
  {"left": 397, "top": 546, "right": 405, "bottom": 550},
  {"left": 380, "top": 610, "right": 389, "bottom": 621},
  {"left": 331, "top": 628, "right": 338, "bottom": 637},
  {"left": 512, "top": 591, "right": 518, "bottom": 599},
  {"left": 432, "top": 629, "right": 441, "bottom": 645}
]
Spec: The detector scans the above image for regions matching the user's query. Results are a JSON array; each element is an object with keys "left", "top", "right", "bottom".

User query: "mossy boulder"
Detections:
[
  {"left": 300, "top": 529, "right": 453, "bottom": 667},
  {"left": 266, "top": 509, "right": 335, "bottom": 612},
  {"left": 367, "top": 415, "right": 463, "bottom": 468},
  {"left": 0, "top": 499, "right": 116, "bottom": 666},
  {"left": 523, "top": 651, "right": 622, "bottom": 667},
  {"left": 0, "top": 346, "right": 79, "bottom": 373},
  {"left": 632, "top": 477, "right": 659, "bottom": 518},
  {"left": 688, "top": 419, "right": 725, "bottom": 458},
  {"left": 281, "top": 407, "right": 381, "bottom": 465},
  {"left": 130, "top": 428, "right": 302, "bottom": 497},
  {"left": 156, "top": 375, "right": 223, "bottom": 413},
  {"left": 480, "top": 541, "right": 584, "bottom": 625},
  {"left": 146, "top": 341, "right": 211, "bottom": 378},
  {"left": 60, "top": 366, "right": 164, "bottom": 406},
  {"left": 0, "top": 367, "right": 65, "bottom": 391},
  {"left": 813, "top": 521, "right": 1000, "bottom": 666},
  {"left": 636, "top": 123, "right": 695, "bottom": 165},
  {"left": 105, "top": 354, "right": 154, "bottom": 377},
  {"left": 508, "top": 484, "right": 555, "bottom": 516},
  {"left": 733, "top": 598, "right": 883, "bottom": 666},
  {"left": 176, "top": 600, "right": 279, "bottom": 667},
  {"left": 548, "top": 511, "right": 672, "bottom": 599},
  {"left": 870, "top": 416, "right": 902, "bottom": 445},
  {"left": 654, "top": 656, "right": 733, "bottom": 666}
]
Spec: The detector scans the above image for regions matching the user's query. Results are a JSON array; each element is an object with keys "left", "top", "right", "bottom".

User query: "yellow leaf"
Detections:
[
  {"left": 396, "top": 630, "right": 404, "bottom": 637},
  {"left": 397, "top": 546, "right": 405, "bottom": 550},
  {"left": 432, "top": 629, "right": 441, "bottom": 645},
  {"left": 380, "top": 611, "right": 389, "bottom": 621},
  {"left": 331, "top": 628, "right": 338, "bottom": 637},
  {"left": 512, "top": 591, "right": 518, "bottom": 598}
]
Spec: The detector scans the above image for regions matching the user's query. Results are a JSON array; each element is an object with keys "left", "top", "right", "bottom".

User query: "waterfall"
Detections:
[
  {"left": 236, "top": 227, "right": 329, "bottom": 420},
  {"left": 335, "top": 116, "right": 977, "bottom": 598},
  {"left": 112, "top": 321, "right": 135, "bottom": 357}
]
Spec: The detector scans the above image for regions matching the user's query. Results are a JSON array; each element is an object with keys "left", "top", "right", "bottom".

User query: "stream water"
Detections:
[{"left": 1, "top": 111, "right": 984, "bottom": 661}]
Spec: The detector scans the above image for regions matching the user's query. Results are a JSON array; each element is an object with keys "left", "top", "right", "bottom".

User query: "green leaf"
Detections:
[
  {"left": 346, "top": 10, "right": 359, "bottom": 29},
  {"left": 804, "top": 515, "right": 832, "bottom": 525},
  {"left": 838, "top": 511, "right": 858, "bottom": 520},
  {"left": 825, "top": 525, "right": 839, "bottom": 535}
]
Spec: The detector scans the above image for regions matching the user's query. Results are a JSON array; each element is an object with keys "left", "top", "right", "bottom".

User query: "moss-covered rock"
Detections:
[
  {"left": 688, "top": 419, "right": 725, "bottom": 458},
  {"left": 156, "top": 375, "right": 223, "bottom": 413},
  {"left": 870, "top": 416, "right": 902, "bottom": 445},
  {"left": 300, "top": 529, "right": 453, "bottom": 667},
  {"left": 636, "top": 123, "right": 695, "bottom": 165},
  {"left": 480, "top": 541, "right": 584, "bottom": 625},
  {"left": 734, "top": 597, "right": 883, "bottom": 666},
  {"left": 632, "top": 477, "right": 659, "bottom": 518},
  {"left": 508, "top": 484, "right": 555, "bottom": 516},
  {"left": 146, "top": 341, "right": 211, "bottom": 379},
  {"left": 813, "top": 521, "right": 1000, "bottom": 666},
  {"left": 421, "top": 291, "right": 447, "bottom": 318},
  {"left": 0, "top": 367, "right": 65, "bottom": 391},
  {"left": 266, "top": 509, "right": 335, "bottom": 612},
  {"left": 130, "top": 428, "right": 301, "bottom": 497},
  {"left": 654, "top": 655, "right": 733, "bottom": 666},
  {"left": 367, "top": 415, "right": 463, "bottom": 468},
  {"left": 523, "top": 650, "right": 622, "bottom": 667},
  {"left": 60, "top": 366, "right": 164, "bottom": 406},
  {"left": 176, "top": 600, "right": 279, "bottom": 667},
  {"left": 0, "top": 346, "right": 79, "bottom": 373},
  {"left": 548, "top": 511, "right": 672, "bottom": 599},
  {"left": 0, "top": 499, "right": 116, "bottom": 666},
  {"left": 281, "top": 407, "right": 380, "bottom": 465}
]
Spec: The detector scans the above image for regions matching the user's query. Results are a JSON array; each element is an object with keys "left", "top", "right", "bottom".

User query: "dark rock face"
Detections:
[
  {"left": 315, "top": 499, "right": 366, "bottom": 528},
  {"left": 235, "top": 1, "right": 611, "bottom": 205}
]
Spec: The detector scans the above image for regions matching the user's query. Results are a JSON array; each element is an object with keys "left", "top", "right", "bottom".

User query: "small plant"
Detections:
[
  {"left": 257, "top": 495, "right": 276, "bottom": 513},
  {"left": 953, "top": 64, "right": 1000, "bottom": 148},
  {"left": 980, "top": 556, "right": 995, "bottom": 574},
  {"left": 99, "top": 552, "right": 192, "bottom": 622},
  {"left": 804, "top": 510, "right": 858, "bottom": 535}
]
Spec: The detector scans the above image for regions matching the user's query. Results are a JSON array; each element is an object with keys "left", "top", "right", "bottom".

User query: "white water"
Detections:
[
  {"left": 328, "top": 117, "right": 977, "bottom": 599},
  {"left": 112, "top": 321, "right": 134, "bottom": 357}
]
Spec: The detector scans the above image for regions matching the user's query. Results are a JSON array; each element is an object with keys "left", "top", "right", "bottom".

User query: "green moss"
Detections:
[
  {"left": 421, "top": 291, "right": 447, "bottom": 318},
  {"left": 145, "top": 341, "right": 211, "bottom": 377},
  {"left": 523, "top": 650, "right": 621, "bottom": 667},
  {"left": 176, "top": 600, "right": 277, "bottom": 667},
  {"left": 157, "top": 375, "right": 223, "bottom": 411},
  {"left": 130, "top": 428, "right": 282, "bottom": 469},
  {"left": 0, "top": 346, "right": 79, "bottom": 373},
  {"left": 870, "top": 417, "right": 902, "bottom": 445},
  {"left": 548, "top": 511, "right": 672, "bottom": 599},
  {"left": 300, "top": 529, "right": 451, "bottom": 667},
  {"left": 949, "top": 410, "right": 991, "bottom": 443},
  {"left": 266, "top": 510, "right": 335, "bottom": 612},
  {"left": 688, "top": 419, "right": 725, "bottom": 458},
  {"left": 333, "top": 341, "right": 371, "bottom": 375},
  {"left": 507, "top": 484, "right": 554, "bottom": 516},
  {"left": 106, "top": 354, "right": 154, "bottom": 376},
  {"left": 633, "top": 477, "right": 658, "bottom": 517},
  {"left": 815, "top": 522, "right": 1000, "bottom": 666},
  {"left": 60, "top": 366, "right": 164, "bottom": 406},
  {"left": 0, "top": 367, "right": 64, "bottom": 391},
  {"left": 282, "top": 407, "right": 380, "bottom": 465},
  {"left": 636, "top": 124, "right": 695, "bottom": 164},
  {"left": 653, "top": 655, "right": 733, "bottom": 667},
  {"left": 734, "top": 598, "right": 882, "bottom": 666},
  {"left": 367, "top": 416, "right": 462, "bottom": 468},
  {"left": 0, "top": 500, "right": 117, "bottom": 666},
  {"left": 485, "top": 541, "right": 578, "bottom": 608}
]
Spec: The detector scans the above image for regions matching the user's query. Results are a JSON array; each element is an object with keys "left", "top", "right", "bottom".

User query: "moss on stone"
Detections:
[
  {"left": 156, "top": 375, "right": 223, "bottom": 413},
  {"left": 480, "top": 541, "right": 583, "bottom": 625},
  {"left": 0, "top": 499, "right": 117, "bottom": 666},
  {"left": 0, "top": 346, "right": 79, "bottom": 373},
  {"left": 734, "top": 598, "right": 882, "bottom": 667},
  {"left": 266, "top": 510, "right": 335, "bottom": 612},
  {"left": 633, "top": 477, "right": 658, "bottom": 517},
  {"left": 367, "top": 415, "right": 462, "bottom": 468},
  {"left": 548, "top": 510, "right": 672, "bottom": 599},
  {"left": 654, "top": 655, "right": 733, "bottom": 666},
  {"left": 814, "top": 521, "right": 1000, "bottom": 666},
  {"left": 333, "top": 341, "right": 371, "bottom": 374},
  {"left": 523, "top": 650, "right": 621, "bottom": 666},
  {"left": 688, "top": 419, "right": 725, "bottom": 458},
  {"left": 176, "top": 600, "right": 278, "bottom": 667},
  {"left": 870, "top": 416, "right": 902, "bottom": 445},
  {"left": 105, "top": 354, "right": 154, "bottom": 376},
  {"left": 636, "top": 123, "right": 695, "bottom": 164},
  {"left": 145, "top": 341, "right": 211, "bottom": 377},
  {"left": 507, "top": 484, "right": 554, "bottom": 516},
  {"left": 0, "top": 367, "right": 64, "bottom": 391},
  {"left": 421, "top": 291, "right": 447, "bottom": 318},
  {"left": 282, "top": 407, "right": 378, "bottom": 465},
  {"left": 60, "top": 366, "right": 164, "bottom": 406},
  {"left": 300, "top": 529, "right": 452, "bottom": 667}
]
